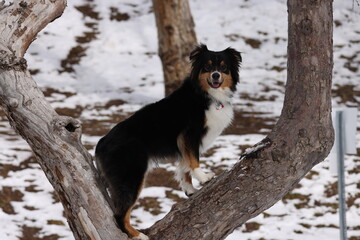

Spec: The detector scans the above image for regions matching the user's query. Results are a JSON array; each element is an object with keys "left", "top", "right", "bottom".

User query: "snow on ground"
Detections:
[{"left": 1, "top": 0, "right": 360, "bottom": 239}]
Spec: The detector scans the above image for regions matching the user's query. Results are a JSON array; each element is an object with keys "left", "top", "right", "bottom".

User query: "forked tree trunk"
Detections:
[
  {"left": 146, "top": 0, "right": 334, "bottom": 238},
  {"left": 152, "top": 0, "right": 197, "bottom": 96},
  {"left": 0, "top": 0, "right": 333, "bottom": 240}
]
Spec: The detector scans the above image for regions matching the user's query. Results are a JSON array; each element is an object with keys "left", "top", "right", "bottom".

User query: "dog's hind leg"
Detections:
[{"left": 96, "top": 147, "right": 149, "bottom": 240}]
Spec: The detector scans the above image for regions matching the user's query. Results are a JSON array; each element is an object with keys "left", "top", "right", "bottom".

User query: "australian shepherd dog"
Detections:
[{"left": 95, "top": 44, "right": 242, "bottom": 239}]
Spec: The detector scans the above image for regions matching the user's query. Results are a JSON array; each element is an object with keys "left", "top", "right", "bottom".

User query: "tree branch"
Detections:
[
  {"left": 145, "top": 0, "right": 334, "bottom": 239},
  {"left": 0, "top": 1, "right": 128, "bottom": 239},
  {"left": 0, "top": 0, "right": 334, "bottom": 240}
]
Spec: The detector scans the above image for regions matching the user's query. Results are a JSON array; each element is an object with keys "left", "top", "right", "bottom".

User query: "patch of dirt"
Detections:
[
  {"left": 324, "top": 181, "right": 338, "bottom": 198},
  {"left": 81, "top": 99, "right": 131, "bottom": 138},
  {"left": 47, "top": 220, "right": 65, "bottom": 226},
  {"left": 0, "top": 186, "right": 24, "bottom": 214},
  {"left": 24, "top": 205, "right": 38, "bottom": 211},
  {"left": 340, "top": 52, "right": 360, "bottom": 73},
  {"left": 347, "top": 193, "right": 360, "bottom": 208},
  {"left": 76, "top": 31, "right": 98, "bottom": 44},
  {"left": 145, "top": 168, "right": 180, "bottom": 190},
  {"left": 244, "top": 38, "right": 262, "bottom": 49},
  {"left": 332, "top": 84, "right": 360, "bottom": 104},
  {"left": 29, "top": 69, "right": 40, "bottom": 75},
  {"left": 225, "top": 33, "right": 241, "bottom": 42},
  {"left": 202, "top": 145, "right": 221, "bottom": 158},
  {"left": 60, "top": 3, "right": 100, "bottom": 73},
  {"left": 134, "top": 197, "right": 163, "bottom": 216},
  {"left": 81, "top": 113, "right": 129, "bottom": 137},
  {"left": 349, "top": 164, "right": 360, "bottom": 174},
  {"left": 103, "top": 99, "right": 127, "bottom": 108},
  {"left": 270, "top": 65, "right": 286, "bottom": 72},
  {"left": 41, "top": 88, "right": 76, "bottom": 98},
  {"left": 55, "top": 105, "right": 84, "bottom": 119},
  {"left": 0, "top": 156, "right": 37, "bottom": 178},
  {"left": 349, "top": 237, "right": 360, "bottom": 240},
  {"left": 75, "top": 3, "right": 101, "bottom": 20},
  {"left": 334, "top": 20, "right": 342, "bottom": 27},
  {"left": 19, "top": 225, "right": 60, "bottom": 240},
  {"left": 224, "top": 34, "right": 262, "bottom": 49},
  {"left": 300, "top": 223, "right": 312, "bottom": 229},
  {"left": 282, "top": 192, "right": 310, "bottom": 209},
  {"left": 224, "top": 111, "right": 276, "bottom": 135},
  {"left": 243, "top": 221, "right": 261, "bottom": 233},
  {"left": 305, "top": 170, "right": 319, "bottom": 180},
  {"left": 314, "top": 200, "right": 338, "bottom": 213},
  {"left": 241, "top": 92, "right": 278, "bottom": 102},
  {"left": 165, "top": 190, "right": 184, "bottom": 203},
  {"left": 59, "top": 45, "right": 88, "bottom": 73},
  {"left": 109, "top": 7, "right": 130, "bottom": 21},
  {"left": 25, "top": 185, "right": 42, "bottom": 193},
  {"left": 314, "top": 224, "right": 338, "bottom": 229}
]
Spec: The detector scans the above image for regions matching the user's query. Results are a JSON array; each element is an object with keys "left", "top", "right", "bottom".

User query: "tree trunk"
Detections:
[
  {"left": 0, "top": 1, "right": 127, "bottom": 240},
  {"left": 145, "top": 0, "right": 334, "bottom": 239},
  {"left": 0, "top": 0, "right": 333, "bottom": 240},
  {"left": 152, "top": 0, "right": 197, "bottom": 96}
]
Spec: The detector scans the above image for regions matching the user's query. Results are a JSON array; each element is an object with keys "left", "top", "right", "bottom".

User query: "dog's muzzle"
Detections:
[{"left": 208, "top": 71, "right": 222, "bottom": 89}]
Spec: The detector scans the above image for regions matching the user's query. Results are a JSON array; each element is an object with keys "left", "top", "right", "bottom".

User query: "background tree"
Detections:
[
  {"left": 0, "top": 0, "right": 333, "bottom": 239},
  {"left": 152, "top": 0, "right": 197, "bottom": 96}
]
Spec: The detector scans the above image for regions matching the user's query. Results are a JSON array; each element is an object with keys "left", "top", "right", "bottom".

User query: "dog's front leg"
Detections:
[
  {"left": 177, "top": 133, "right": 215, "bottom": 195},
  {"left": 175, "top": 163, "right": 197, "bottom": 196}
]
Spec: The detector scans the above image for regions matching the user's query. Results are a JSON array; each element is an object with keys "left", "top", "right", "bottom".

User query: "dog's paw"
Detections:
[
  {"left": 133, "top": 232, "right": 149, "bottom": 240},
  {"left": 184, "top": 186, "right": 197, "bottom": 197},
  {"left": 192, "top": 168, "right": 215, "bottom": 184},
  {"left": 180, "top": 182, "right": 197, "bottom": 197}
]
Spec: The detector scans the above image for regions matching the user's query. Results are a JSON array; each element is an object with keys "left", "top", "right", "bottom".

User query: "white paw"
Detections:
[
  {"left": 192, "top": 168, "right": 215, "bottom": 184},
  {"left": 181, "top": 183, "right": 197, "bottom": 196},
  {"left": 133, "top": 232, "right": 149, "bottom": 240}
]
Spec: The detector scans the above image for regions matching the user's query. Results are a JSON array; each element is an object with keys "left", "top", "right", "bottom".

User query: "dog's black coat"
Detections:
[{"left": 95, "top": 44, "right": 241, "bottom": 238}]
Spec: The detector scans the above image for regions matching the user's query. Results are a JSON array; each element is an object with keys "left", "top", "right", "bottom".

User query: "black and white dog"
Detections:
[{"left": 95, "top": 44, "right": 241, "bottom": 239}]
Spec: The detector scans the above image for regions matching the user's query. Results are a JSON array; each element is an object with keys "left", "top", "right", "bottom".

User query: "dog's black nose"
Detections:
[{"left": 212, "top": 72, "right": 220, "bottom": 80}]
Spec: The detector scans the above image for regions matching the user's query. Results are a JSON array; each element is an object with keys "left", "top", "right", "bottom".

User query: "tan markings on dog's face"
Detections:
[
  {"left": 220, "top": 72, "right": 233, "bottom": 90},
  {"left": 199, "top": 72, "right": 211, "bottom": 91}
]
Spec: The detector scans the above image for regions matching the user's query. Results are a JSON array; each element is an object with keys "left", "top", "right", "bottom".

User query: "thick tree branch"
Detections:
[
  {"left": 145, "top": 0, "right": 334, "bottom": 239},
  {"left": 0, "top": 0, "right": 334, "bottom": 240},
  {"left": 0, "top": 1, "right": 127, "bottom": 240}
]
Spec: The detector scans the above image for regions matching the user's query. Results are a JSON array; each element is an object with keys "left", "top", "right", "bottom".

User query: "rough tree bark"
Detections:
[
  {"left": 145, "top": 0, "right": 334, "bottom": 239},
  {"left": 0, "top": 0, "right": 333, "bottom": 240},
  {"left": 0, "top": 1, "right": 126, "bottom": 240},
  {"left": 152, "top": 0, "right": 197, "bottom": 96}
]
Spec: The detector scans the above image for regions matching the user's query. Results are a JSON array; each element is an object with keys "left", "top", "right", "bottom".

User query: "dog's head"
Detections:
[{"left": 190, "top": 44, "right": 242, "bottom": 94}]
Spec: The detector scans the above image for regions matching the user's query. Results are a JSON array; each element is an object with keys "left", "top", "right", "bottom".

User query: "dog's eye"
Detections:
[
  {"left": 203, "top": 64, "right": 211, "bottom": 72},
  {"left": 220, "top": 64, "right": 228, "bottom": 72}
]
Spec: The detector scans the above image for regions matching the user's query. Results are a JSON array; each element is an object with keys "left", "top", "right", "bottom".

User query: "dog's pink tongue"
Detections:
[{"left": 212, "top": 82, "right": 220, "bottom": 88}]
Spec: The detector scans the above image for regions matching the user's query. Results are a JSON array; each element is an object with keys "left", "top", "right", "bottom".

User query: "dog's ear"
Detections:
[
  {"left": 225, "top": 47, "right": 242, "bottom": 67},
  {"left": 225, "top": 47, "right": 242, "bottom": 89},
  {"left": 189, "top": 44, "right": 208, "bottom": 63}
]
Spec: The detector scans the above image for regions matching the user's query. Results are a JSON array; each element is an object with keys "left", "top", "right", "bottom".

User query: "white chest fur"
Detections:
[{"left": 201, "top": 101, "right": 233, "bottom": 152}]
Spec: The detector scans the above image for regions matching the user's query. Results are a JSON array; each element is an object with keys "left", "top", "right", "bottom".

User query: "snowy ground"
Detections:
[{"left": 1, "top": 0, "right": 360, "bottom": 239}]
